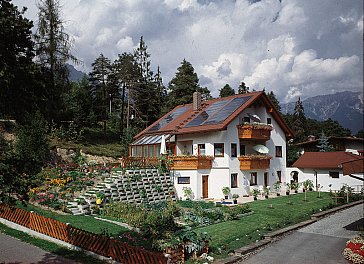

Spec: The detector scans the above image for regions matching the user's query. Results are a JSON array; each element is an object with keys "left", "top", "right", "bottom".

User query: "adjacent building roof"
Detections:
[
  {"left": 134, "top": 91, "right": 294, "bottom": 141},
  {"left": 292, "top": 151, "right": 362, "bottom": 170},
  {"left": 342, "top": 157, "right": 364, "bottom": 175}
]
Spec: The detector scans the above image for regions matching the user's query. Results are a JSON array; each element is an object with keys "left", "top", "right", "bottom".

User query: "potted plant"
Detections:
[
  {"left": 222, "top": 187, "right": 231, "bottom": 199},
  {"left": 95, "top": 191, "right": 105, "bottom": 205},
  {"left": 232, "top": 194, "right": 239, "bottom": 204},
  {"left": 182, "top": 187, "right": 193, "bottom": 200},
  {"left": 291, "top": 182, "right": 300, "bottom": 193},
  {"left": 252, "top": 189, "right": 260, "bottom": 200},
  {"left": 263, "top": 186, "right": 270, "bottom": 199},
  {"left": 303, "top": 179, "right": 314, "bottom": 201},
  {"left": 273, "top": 181, "right": 282, "bottom": 196},
  {"left": 286, "top": 183, "right": 291, "bottom": 195}
]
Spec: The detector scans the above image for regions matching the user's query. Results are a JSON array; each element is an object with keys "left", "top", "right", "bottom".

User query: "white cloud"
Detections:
[{"left": 12, "top": 0, "right": 363, "bottom": 103}]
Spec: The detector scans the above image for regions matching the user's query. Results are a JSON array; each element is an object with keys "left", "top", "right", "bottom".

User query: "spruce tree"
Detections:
[
  {"left": 292, "top": 97, "right": 306, "bottom": 142},
  {"left": 167, "top": 59, "right": 201, "bottom": 110},
  {"left": 267, "top": 91, "right": 281, "bottom": 112},
  {"left": 316, "top": 132, "right": 334, "bottom": 152},
  {"left": 219, "top": 84, "right": 235, "bottom": 97}
]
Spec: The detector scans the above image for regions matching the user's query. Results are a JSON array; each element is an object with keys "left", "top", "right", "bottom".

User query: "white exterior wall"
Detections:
[
  {"left": 345, "top": 140, "right": 364, "bottom": 155},
  {"left": 286, "top": 167, "right": 363, "bottom": 192},
  {"left": 173, "top": 105, "right": 288, "bottom": 200}
]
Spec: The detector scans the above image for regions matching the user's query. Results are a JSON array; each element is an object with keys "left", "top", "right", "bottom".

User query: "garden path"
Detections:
[{"left": 237, "top": 203, "right": 363, "bottom": 264}]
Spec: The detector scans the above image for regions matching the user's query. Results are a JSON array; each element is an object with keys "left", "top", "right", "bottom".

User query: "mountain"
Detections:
[
  {"left": 281, "top": 91, "right": 363, "bottom": 134},
  {"left": 66, "top": 64, "right": 87, "bottom": 82}
]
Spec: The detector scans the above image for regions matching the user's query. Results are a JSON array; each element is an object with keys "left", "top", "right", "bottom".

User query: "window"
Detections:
[
  {"left": 198, "top": 144, "right": 206, "bottom": 155},
  {"left": 243, "top": 116, "right": 250, "bottom": 123},
  {"left": 136, "top": 146, "right": 142, "bottom": 157},
  {"left": 131, "top": 146, "right": 136, "bottom": 157},
  {"left": 214, "top": 143, "right": 224, "bottom": 157},
  {"left": 143, "top": 146, "right": 148, "bottom": 157},
  {"left": 329, "top": 171, "right": 340, "bottom": 178},
  {"left": 267, "top": 118, "right": 272, "bottom": 125},
  {"left": 231, "top": 173, "right": 238, "bottom": 188},
  {"left": 275, "top": 146, "right": 282, "bottom": 157},
  {"left": 149, "top": 145, "right": 155, "bottom": 157},
  {"left": 240, "top": 143, "right": 246, "bottom": 156},
  {"left": 250, "top": 172, "right": 257, "bottom": 186},
  {"left": 231, "top": 143, "right": 237, "bottom": 158},
  {"left": 178, "top": 177, "right": 190, "bottom": 184},
  {"left": 277, "top": 171, "right": 282, "bottom": 182},
  {"left": 156, "top": 145, "right": 161, "bottom": 157}
]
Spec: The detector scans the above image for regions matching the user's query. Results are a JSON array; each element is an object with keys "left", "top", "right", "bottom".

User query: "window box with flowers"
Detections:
[
  {"left": 238, "top": 154, "right": 272, "bottom": 170},
  {"left": 237, "top": 122, "right": 273, "bottom": 140},
  {"left": 171, "top": 155, "right": 214, "bottom": 170}
]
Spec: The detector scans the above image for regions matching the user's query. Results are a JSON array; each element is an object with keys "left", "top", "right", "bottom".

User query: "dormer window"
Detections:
[{"left": 267, "top": 118, "right": 272, "bottom": 125}]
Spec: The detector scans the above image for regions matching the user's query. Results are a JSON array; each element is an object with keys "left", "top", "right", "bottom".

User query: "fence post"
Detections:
[{"left": 29, "top": 211, "right": 34, "bottom": 230}]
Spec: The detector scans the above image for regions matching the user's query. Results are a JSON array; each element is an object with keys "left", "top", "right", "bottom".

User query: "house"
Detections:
[
  {"left": 129, "top": 91, "right": 294, "bottom": 200},
  {"left": 288, "top": 151, "right": 364, "bottom": 192},
  {"left": 295, "top": 136, "right": 364, "bottom": 155}
]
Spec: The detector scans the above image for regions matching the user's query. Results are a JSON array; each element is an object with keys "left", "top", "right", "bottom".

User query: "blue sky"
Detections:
[{"left": 12, "top": 0, "right": 363, "bottom": 102}]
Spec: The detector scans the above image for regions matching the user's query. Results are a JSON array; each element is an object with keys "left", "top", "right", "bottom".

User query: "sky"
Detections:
[{"left": 12, "top": 0, "right": 363, "bottom": 103}]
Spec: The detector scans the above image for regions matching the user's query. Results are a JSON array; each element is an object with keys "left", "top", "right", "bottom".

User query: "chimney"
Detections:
[{"left": 193, "top": 91, "right": 201, "bottom": 111}]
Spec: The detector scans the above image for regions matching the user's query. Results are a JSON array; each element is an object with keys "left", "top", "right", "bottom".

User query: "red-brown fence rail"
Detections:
[{"left": 0, "top": 204, "right": 168, "bottom": 264}]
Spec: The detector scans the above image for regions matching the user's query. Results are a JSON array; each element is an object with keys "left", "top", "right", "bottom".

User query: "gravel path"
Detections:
[
  {"left": 298, "top": 203, "right": 363, "bottom": 238},
  {"left": 237, "top": 202, "right": 363, "bottom": 264}
]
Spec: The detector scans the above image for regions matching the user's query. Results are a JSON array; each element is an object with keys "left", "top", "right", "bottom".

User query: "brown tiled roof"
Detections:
[
  {"left": 134, "top": 91, "right": 294, "bottom": 139},
  {"left": 342, "top": 157, "right": 364, "bottom": 175},
  {"left": 292, "top": 151, "right": 362, "bottom": 169},
  {"left": 295, "top": 137, "right": 364, "bottom": 146}
]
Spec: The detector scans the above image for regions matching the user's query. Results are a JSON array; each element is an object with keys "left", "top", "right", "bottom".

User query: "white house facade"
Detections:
[
  {"left": 130, "top": 91, "right": 294, "bottom": 200},
  {"left": 287, "top": 152, "right": 364, "bottom": 193}
]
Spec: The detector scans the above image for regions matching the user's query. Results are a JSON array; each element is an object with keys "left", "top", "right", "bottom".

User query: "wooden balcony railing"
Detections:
[
  {"left": 237, "top": 124, "right": 273, "bottom": 140},
  {"left": 171, "top": 156, "right": 213, "bottom": 170},
  {"left": 238, "top": 155, "right": 272, "bottom": 170}
]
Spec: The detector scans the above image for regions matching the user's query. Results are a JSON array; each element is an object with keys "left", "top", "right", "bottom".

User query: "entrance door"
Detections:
[
  {"left": 202, "top": 175, "right": 209, "bottom": 198},
  {"left": 264, "top": 172, "right": 268, "bottom": 187}
]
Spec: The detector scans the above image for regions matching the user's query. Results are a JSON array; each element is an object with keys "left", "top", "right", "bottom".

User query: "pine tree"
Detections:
[
  {"left": 219, "top": 84, "right": 235, "bottom": 97},
  {"left": 292, "top": 97, "right": 306, "bottom": 142},
  {"left": 0, "top": 0, "right": 42, "bottom": 120},
  {"left": 132, "top": 37, "right": 161, "bottom": 129},
  {"left": 267, "top": 91, "right": 281, "bottom": 112},
  {"left": 238, "top": 81, "right": 249, "bottom": 94},
  {"left": 167, "top": 59, "right": 201, "bottom": 110},
  {"left": 35, "top": 0, "right": 79, "bottom": 121}
]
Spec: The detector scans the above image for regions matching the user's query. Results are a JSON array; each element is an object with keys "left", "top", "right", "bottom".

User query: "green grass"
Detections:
[
  {"left": 194, "top": 192, "right": 334, "bottom": 258},
  {"left": 0, "top": 223, "right": 105, "bottom": 264},
  {"left": 16, "top": 202, "right": 130, "bottom": 237}
]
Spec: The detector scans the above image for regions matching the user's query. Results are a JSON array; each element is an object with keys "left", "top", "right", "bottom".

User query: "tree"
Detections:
[
  {"left": 267, "top": 91, "right": 281, "bottom": 112},
  {"left": 219, "top": 84, "right": 235, "bottom": 97},
  {"left": 238, "top": 81, "right": 249, "bottom": 94},
  {"left": 89, "top": 54, "right": 113, "bottom": 124},
  {"left": 167, "top": 59, "right": 201, "bottom": 110},
  {"left": 132, "top": 37, "right": 161, "bottom": 129},
  {"left": 35, "top": 0, "right": 79, "bottom": 121},
  {"left": 356, "top": 129, "right": 364, "bottom": 138},
  {"left": 0, "top": 0, "right": 43, "bottom": 121},
  {"left": 316, "top": 132, "right": 334, "bottom": 152},
  {"left": 0, "top": 113, "right": 49, "bottom": 204},
  {"left": 292, "top": 97, "right": 306, "bottom": 142}
]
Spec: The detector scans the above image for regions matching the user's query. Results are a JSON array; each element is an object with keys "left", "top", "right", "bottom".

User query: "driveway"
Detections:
[
  {"left": 239, "top": 203, "right": 363, "bottom": 264},
  {"left": 0, "top": 232, "right": 79, "bottom": 264}
]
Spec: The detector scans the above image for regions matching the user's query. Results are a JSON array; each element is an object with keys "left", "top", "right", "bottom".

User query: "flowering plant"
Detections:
[
  {"left": 239, "top": 122, "right": 273, "bottom": 131},
  {"left": 343, "top": 236, "right": 364, "bottom": 263},
  {"left": 239, "top": 154, "right": 272, "bottom": 160}
]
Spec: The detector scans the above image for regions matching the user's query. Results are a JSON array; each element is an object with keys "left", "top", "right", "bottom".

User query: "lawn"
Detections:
[
  {"left": 194, "top": 192, "right": 334, "bottom": 257},
  {"left": 17, "top": 202, "right": 130, "bottom": 237}
]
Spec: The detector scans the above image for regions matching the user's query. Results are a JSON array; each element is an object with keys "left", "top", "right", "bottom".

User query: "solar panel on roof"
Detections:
[
  {"left": 148, "top": 105, "right": 191, "bottom": 132},
  {"left": 204, "top": 96, "right": 251, "bottom": 125},
  {"left": 185, "top": 99, "right": 230, "bottom": 127}
]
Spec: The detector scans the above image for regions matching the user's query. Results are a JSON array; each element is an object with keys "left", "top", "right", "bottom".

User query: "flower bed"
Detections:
[{"left": 343, "top": 236, "right": 364, "bottom": 264}]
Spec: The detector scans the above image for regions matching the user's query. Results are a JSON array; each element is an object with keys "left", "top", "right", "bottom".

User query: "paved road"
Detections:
[
  {"left": 239, "top": 203, "right": 364, "bottom": 264},
  {"left": 0, "top": 232, "right": 79, "bottom": 264}
]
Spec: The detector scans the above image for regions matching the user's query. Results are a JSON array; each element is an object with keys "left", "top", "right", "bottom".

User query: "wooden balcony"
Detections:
[
  {"left": 238, "top": 155, "right": 272, "bottom": 170},
  {"left": 171, "top": 156, "right": 213, "bottom": 170},
  {"left": 237, "top": 124, "right": 272, "bottom": 141}
]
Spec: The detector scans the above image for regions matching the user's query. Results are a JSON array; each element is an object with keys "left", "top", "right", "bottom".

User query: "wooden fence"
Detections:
[{"left": 0, "top": 204, "right": 168, "bottom": 264}]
